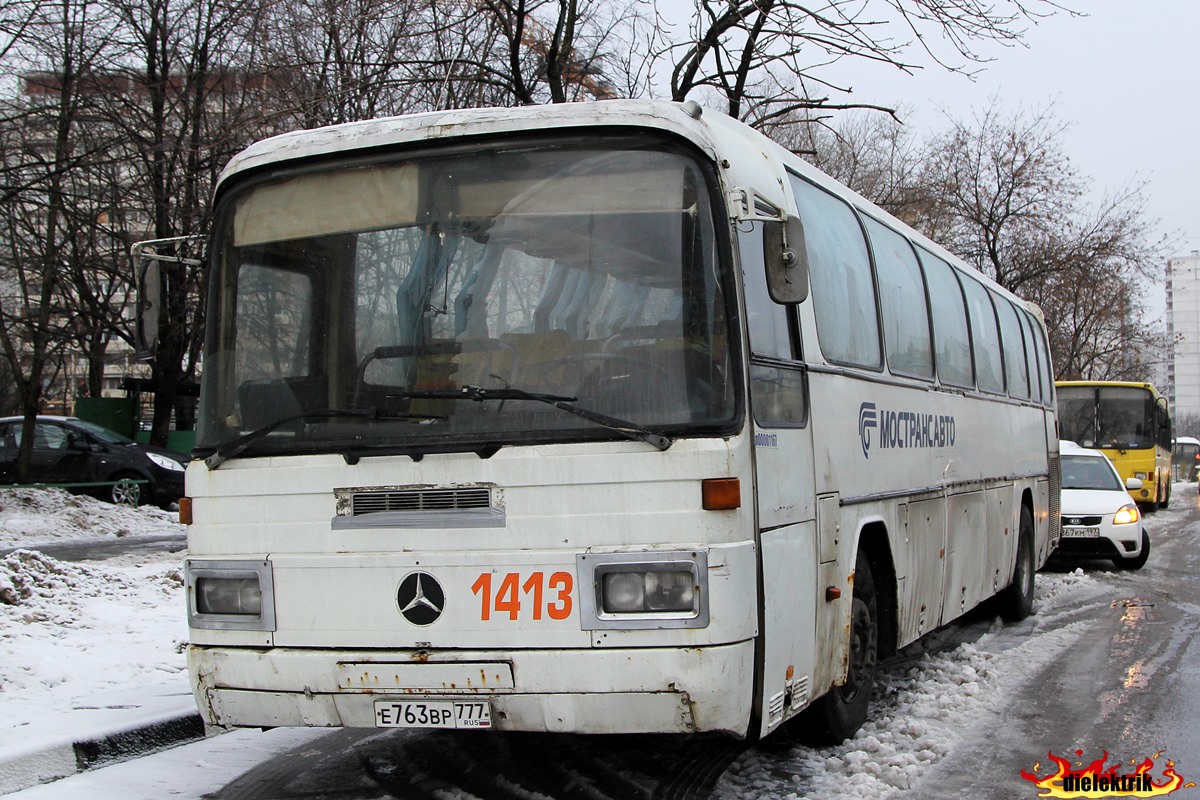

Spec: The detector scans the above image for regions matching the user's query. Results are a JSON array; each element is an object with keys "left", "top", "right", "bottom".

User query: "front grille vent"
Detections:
[
  {"left": 1049, "top": 453, "right": 1062, "bottom": 544},
  {"left": 349, "top": 488, "right": 492, "bottom": 516},
  {"left": 1061, "top": 515, "right": 1102, "bottom": 527}
]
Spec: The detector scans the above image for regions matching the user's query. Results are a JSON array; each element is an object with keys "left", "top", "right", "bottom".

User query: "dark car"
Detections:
[{"left": 0, "top": 416, "right": 187, "bottom": 506}]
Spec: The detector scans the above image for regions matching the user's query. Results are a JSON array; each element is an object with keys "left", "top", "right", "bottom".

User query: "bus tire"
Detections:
[
  {"left": 796, "top": 550, "right": 878, "bottom": 745},
  {"left": 1159, "top": 480, "right": 1171, "bottom": 510},
  {"left": 997, "top": 507, "right": 1035, "bottom": 622}
]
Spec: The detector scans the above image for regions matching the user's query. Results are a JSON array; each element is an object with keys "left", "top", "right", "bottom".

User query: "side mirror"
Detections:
[
  {"left": 763, "top": 215, "right": 809, "bottom": 304},
  {"left": 134, "top": 255, "right": 162, "bottom": 359},
  {"left": 1125, "top": 477, "right": 1144, "bottom": 491},
  {"left": 130, "top": 235, "right": 206, "bottom": 360},
  {"left": 67, "top": 433, "right": 93, "bottom": 452}
]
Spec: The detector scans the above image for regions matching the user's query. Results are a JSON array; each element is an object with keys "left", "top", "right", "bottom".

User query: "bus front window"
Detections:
[
  {"left": 1058, "top": 386, "right": 1154, "bottom": 450},
  {"left": 197, "top": 141, "right": 737, "bottom": 459}
]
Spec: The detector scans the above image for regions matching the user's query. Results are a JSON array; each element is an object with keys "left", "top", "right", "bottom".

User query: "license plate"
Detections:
[
  {"left": 374, "top": 699, "right": 492, "bottom": 729},
  {"left": 1062, "top": 526, "right": 1100, "bottom": 538}
]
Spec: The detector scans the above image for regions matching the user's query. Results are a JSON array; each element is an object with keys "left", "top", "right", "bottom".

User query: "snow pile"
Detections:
[
  {"left": 0, "top": 488, "right": 181, "bottom": 549},
  {"left": 0, "top": 491, "right": 188, "bottom": 744}
]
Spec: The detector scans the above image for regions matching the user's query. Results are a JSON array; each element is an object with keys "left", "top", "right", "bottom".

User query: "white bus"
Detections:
[{"left": 144, "top": 100, "right": 1060, "bottom": 743}]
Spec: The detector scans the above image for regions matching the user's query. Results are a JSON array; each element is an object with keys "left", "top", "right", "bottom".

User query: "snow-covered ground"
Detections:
[
  {"left": 0, "top": 486, "right": 1180, "bottom": 799},
  {"left": 0, "top": 489, "right": 188, "bottom": 762}
]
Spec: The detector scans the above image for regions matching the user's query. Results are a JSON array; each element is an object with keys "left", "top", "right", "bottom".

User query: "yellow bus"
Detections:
[{"left": 1056, "top": 381, "right": 1172, "bottom": 510}]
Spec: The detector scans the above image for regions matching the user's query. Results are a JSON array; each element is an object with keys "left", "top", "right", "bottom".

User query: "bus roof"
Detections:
[
  {"left": 216, "top": 100, "right": 722, "bottom": 193},
  {"left": 1055, "top": 380, "right": 1163, "bottom": 394}
]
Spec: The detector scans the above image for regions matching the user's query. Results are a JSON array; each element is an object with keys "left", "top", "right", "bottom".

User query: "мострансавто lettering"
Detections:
[{"left": 876, "top": 410, "right": 955, "bottom": 450}]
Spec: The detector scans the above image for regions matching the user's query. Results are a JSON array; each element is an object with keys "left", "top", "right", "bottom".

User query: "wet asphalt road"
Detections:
[
  {"left": 0, "top": 532, "right": 187, "bottom": 562},
  {"left": 911, "top": 489, "right": 1200, "bottom": 798}
]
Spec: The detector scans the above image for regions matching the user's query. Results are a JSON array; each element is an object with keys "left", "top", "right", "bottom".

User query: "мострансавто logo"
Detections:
[
  {"left": 858, "top": 402, "right": 955, "bottom": 459},
  {"left": 1021, "top": 750, "right": 1195, "bottom": 797}
]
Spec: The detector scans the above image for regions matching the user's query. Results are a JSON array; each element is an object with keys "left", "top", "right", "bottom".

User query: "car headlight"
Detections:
[
  {"left": 578, "top": 551, "right": 708, "bottom": 630},
  {"left": 186, "top": 560, "right": 275, "bottom": 630},
  {"left": 1113, "top": 504, "right": 1140, "bottom": 525},
  {"left": 146, "top": 452, "right": 185, "bottom": 472}
]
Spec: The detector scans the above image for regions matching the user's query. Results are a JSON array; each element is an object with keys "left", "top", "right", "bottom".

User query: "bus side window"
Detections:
[
  {"left": 861, "top": 215, "right": 933, "bottom": 380},
  {"left": 1028, "top": 311, "right": 1054, "bottom": 404},
  {"left": 787, "top": 174, "right": 881, "bottom": 370},
  {"left": 740, "top": 224, "right": 794, "bottom": 361},
  {"left": 1017, "top": 309, "right": 1043, "bottom": 405},
  {"left": 959, "top": 274, "right": 1005, "bottom": 395},
  {"left": 740, "top": 224, "right": 807, "bottom": 427},
  {"left": 917, "top": 250, "right": 973, "bottom": 388},
  {"left": 993, "top": 293, "right": 1031, "bottom": 400}
]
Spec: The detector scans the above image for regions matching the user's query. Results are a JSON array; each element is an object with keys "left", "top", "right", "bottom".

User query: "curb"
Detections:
[{"left": 0, "top": 712, "right": 206, "bottom": 795}]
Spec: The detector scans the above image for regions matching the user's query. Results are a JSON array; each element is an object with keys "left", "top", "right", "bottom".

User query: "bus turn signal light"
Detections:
[
  {"left": 702, "top": 478, "right": 741, "bottom": 510},
  {"left": 179, "top": 497, "right": 193, "bottom": 525}
]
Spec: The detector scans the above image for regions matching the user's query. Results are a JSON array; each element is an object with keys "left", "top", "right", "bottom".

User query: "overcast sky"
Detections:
[{"left": 797, "top": 0, "right": 1199, "bottom": 313}]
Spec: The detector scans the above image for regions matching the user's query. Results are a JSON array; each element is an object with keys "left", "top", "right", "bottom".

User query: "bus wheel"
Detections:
[
  {"left": 997, "top": 507, "right": 1035, "bottom": 622},
  {"left": 797, "top": 551, "right": 878, "bottom": 744},
  {"left": 1159, "top": 480, "right": 1171, "bottom": 510}
]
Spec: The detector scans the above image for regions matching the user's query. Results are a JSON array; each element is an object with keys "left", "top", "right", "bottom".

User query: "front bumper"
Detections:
[
  {"left": 1053, "top": 528, "right": 1142, "bottom": 561},
  {"left": 189, "top": 641, "right": 756, "bottom": 736}
]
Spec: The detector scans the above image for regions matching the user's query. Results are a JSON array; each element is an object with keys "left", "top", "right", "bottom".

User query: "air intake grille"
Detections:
[
  {"left": 1049, "top": 453, "right": 1062, "bottom": 545},
  {"left": 1061, "top": 515, "right": 1102, "bottom": 527},
  {"left": 349, "top": 488, "right": 492, "bottom": 516}
]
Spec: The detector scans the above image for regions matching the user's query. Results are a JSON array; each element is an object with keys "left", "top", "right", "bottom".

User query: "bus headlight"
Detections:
[
  {"left": 197, "top": 576, "right": 262, "bottom": 615},
  {"left": 578, "top": 551, "right": 708, "bottom": 630},
  {"left": 601, "top": 569, "right": 696, "bottom": 613},
  {"left": 186, "top": 559, "right": 276, "bottom": 631}
]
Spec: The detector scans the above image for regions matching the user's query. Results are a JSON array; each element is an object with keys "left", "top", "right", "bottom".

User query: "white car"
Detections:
[{"left": 1056, "top": 441, "right": 1150, "bottom": 569}]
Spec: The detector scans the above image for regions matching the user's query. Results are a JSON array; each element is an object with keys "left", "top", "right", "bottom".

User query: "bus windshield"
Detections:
[
  {"left": 196, "top": 140, "right": 737, "bottom": 458},
  {"left": 1058, "top": 385, "right": 1155, "bottom": 450}
]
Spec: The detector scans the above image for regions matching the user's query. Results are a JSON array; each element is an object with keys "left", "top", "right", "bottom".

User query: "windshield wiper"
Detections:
[
  {"left": 204, "top": 408, "right": 444, "bottom": 469},
  {"left": 390, "top": 384, "right": 673, "bottom": 451}
]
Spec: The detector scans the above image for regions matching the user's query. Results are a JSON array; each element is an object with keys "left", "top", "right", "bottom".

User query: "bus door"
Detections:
[{"left": 740, "top": 218, "right": 819, "bottom": 736}]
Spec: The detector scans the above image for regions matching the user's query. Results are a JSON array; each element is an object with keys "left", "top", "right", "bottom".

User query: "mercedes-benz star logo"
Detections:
[{"left": 396, "top": 572, "right": 445, "bottom": 626}]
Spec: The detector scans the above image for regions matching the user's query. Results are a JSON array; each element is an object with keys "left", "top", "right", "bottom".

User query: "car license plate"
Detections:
[
  {"left": 1062, "top": 526, "right": 1100, "bottom": 538},
  {"left": 373, "top": 699, "right": 491, "bottom": 729}
]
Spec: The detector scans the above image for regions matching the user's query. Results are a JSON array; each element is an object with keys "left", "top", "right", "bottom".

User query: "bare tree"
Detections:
[
  {"left": 773, "top": 108, "right": 929, "bottom": 218},
  {"left": 414, "top": 0, "right": 656, "bottom": 108},
  {"left": 100, "top": 0, "right": 270, "bottom": 445},
  {"left": 914, "top": 102, "right": 1165, "bottom": 379},
  {"left": 257, "top": 0, "right": 426, "bottom": 127},
  {"left": 666, "top": 0, "right": 1072, "bottom": 127},
  {"left": 0, "top": 0, "right": 116, "bottom": 479}
]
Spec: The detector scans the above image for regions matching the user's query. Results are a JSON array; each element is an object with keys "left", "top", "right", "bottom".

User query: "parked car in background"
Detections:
[
  {"left": 1056, "top": 440, "right": 1149, "bottom": 570},
  {"left": 0, "top": 416, "right": 187, "bottom": 507}
]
